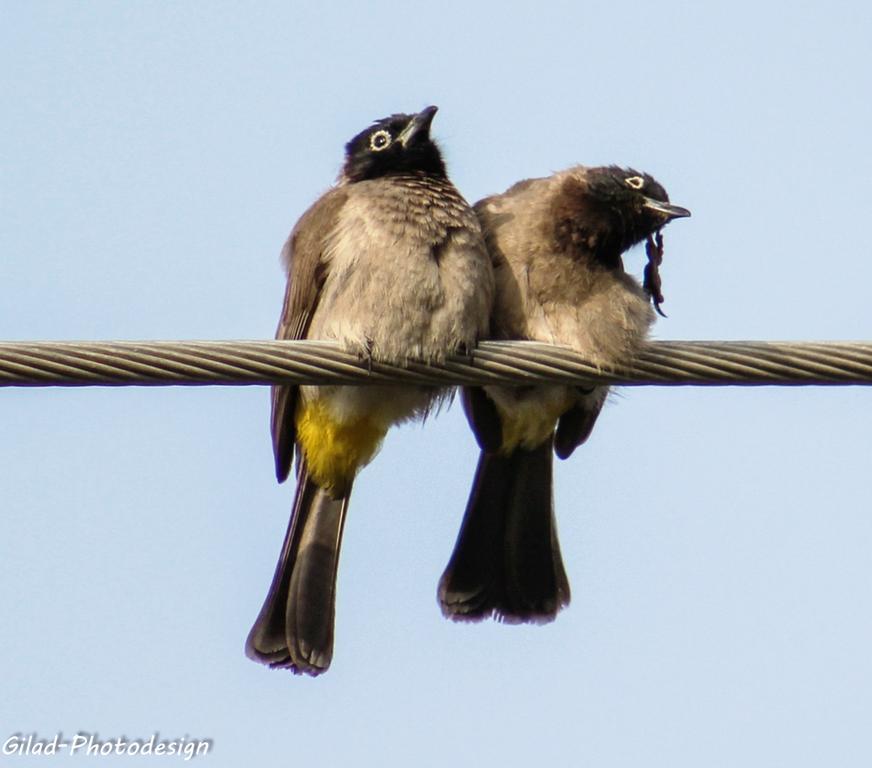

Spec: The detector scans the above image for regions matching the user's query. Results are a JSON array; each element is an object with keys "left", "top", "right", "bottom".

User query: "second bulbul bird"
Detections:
[
  {"left": 439, "top": 165, "right": 690, "bottom": 623},
  {"left": 247, "top": 107, "right": 494, "bottom": 674}
]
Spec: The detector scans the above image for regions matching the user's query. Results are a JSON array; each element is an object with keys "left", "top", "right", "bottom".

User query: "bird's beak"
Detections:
[
  {"left": 643, "top": 197, "right": 692, "bottom": 221},
  {"left": 397, "top": 105, "right": 439, "bottom": 147}
]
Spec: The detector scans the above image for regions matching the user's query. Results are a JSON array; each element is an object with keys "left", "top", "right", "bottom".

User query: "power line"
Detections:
[{"left": 1, "top": 340, "right": 871, "bottom": 388}]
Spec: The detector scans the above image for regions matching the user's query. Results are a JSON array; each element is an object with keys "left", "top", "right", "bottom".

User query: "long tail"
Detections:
[
  {"left": 438, "top": 442, "right": 570, "bottom": 623},
  {"left": 246, "top": 461, "right": 350, "bottom": 675}
]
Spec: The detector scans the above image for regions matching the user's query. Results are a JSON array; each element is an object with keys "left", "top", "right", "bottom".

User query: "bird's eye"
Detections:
[
  {"left": 625, "top": 176, "right": 645, "bottom": 190},
  {"left": 369, "top": 130, "right": 392, "bottom": 151}
]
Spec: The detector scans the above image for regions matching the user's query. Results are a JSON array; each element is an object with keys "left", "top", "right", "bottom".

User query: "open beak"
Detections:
[
  {"left": 397, "top": 105, "right": 438, "bottom": 147},
  {"left": 643, "top": 197, "right": 692, "bottom": 221}
]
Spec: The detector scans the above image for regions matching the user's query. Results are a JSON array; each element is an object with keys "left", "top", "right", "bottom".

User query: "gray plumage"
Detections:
[
  {"left": 247, "top": 108, "right": 494, "bottom": 674},
  {"left": 439, "top": 164, "right": 690, "bottom": 623}
]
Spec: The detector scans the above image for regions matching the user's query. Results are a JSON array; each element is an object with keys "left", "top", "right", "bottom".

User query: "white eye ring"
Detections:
[
  {"left": 370, "top": 130, "right": 392, "bottom": 151},
  {"left": 625, "top": 175, "right": 645, "bottom": 190}
]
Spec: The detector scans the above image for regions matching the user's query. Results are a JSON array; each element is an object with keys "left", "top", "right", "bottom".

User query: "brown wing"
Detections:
[
  {"left": 553, "top": 395, "right": 603, "bottom": 459},
  {"left": 271, "top": 187, "right": 348, "bottom": 482},
  {"left": 460, "top": 386, "right": 503, "bottom": 453}
]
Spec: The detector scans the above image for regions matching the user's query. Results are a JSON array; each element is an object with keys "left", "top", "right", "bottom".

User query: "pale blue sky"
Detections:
[{"left": 2, "top": 2, "right": 872, "bottom": 766}]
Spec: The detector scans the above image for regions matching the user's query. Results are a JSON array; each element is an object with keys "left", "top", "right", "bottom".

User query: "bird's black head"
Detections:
[
  {"left": 580, "top": 166, "right": 690, "bottom": 316},
  {"left": 551, "top": 166, "right": 689, "bottom": 315},
  {"left": 340, "top": 106, "right": 446, "bottom": 183},
  {"left": 585, "top": 166, "right": 691, "bottom": 251}
]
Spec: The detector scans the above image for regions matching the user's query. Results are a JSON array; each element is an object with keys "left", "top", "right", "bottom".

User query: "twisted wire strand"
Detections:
[{"left": 2, "top": 340, "right": 872, "bottom": 388}]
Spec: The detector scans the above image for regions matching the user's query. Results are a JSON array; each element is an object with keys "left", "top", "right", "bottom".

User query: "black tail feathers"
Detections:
[
  {"left": 438, "top": 441, "right": 570, "bottom": 623},
  {"left": 246, "top": 464, "right": 350, "bottom": 675}
]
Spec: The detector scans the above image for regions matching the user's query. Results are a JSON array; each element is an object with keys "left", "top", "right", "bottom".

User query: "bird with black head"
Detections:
[
  {"left": 247, "top": 107, "right": 494, "bottom": 675},
  {"left": 439, "top": 165, "right": 690, "bottom": 624}
]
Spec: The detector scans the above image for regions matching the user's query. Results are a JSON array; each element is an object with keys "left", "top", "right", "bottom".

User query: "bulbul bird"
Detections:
[
  {"left": 246, "top": 106, "right": 494, "bottom": 675},
  {"left": 438, "top": 165, "right": 690, "bottom": 623}
]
